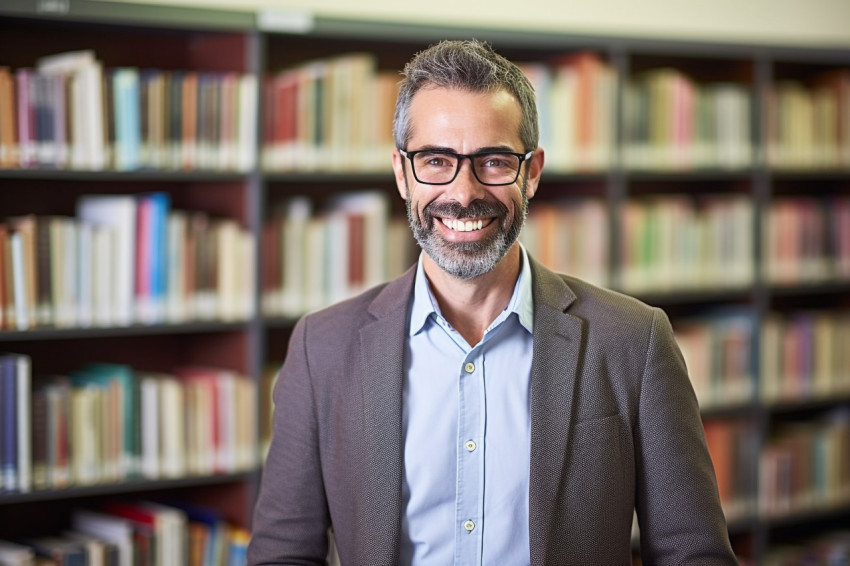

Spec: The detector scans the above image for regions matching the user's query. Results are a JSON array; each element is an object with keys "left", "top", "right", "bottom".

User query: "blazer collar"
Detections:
[
  {"left": 358, "top": 265, "right": 415, "bottom": 564},
  {"left": 526, "top": 257, "right": 585, "bottom": 564}
]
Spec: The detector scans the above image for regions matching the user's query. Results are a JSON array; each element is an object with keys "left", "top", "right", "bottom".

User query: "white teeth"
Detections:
[{"left": 442, "top": 218, "right": 485, "bottom": 232}]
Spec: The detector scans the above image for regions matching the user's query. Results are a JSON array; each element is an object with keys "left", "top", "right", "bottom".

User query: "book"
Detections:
[
  {"left": 37, "top": 50, "right": 106, "bottom": 170},
  {"left": 0, "top": 67, "right": 18, "bottom": 168},
  {"left": 76, "top": 195, "right": 137, "bottom": 326},
  {"left": 62, "top": 531, "right": 120, "bottom": 566},
  {"left": 7, "top": 215, "right": 39, "bottom": 328},
  {"left": 20, "top": 537, "right": 86, "bottom": 566},
  {"left": 0, "top": 354, "right": 17, "bottom": 491},
  {"left": 14, "top": 69, "right": 36, "bottom": 168},
  {"left": 0, "top": 224, "right": 9, "bottom": 329},
  {"left": 14, "top": 354, "right": 31, "bottom": 493},
  {"left": 163, "top": 501, "right": 228, "bottom": 566},
  {"left": 110, "top": 68, "right": 141, "bottom": 171},
  {"left": 71, "top": 509, "right": 133, "bottom": 566},
  {"left": 102, "top": 501, "right": 186, "bottom": 566},
  {"left": 73, "top": 363, "right": 139, "bottom": 479},
  {"left": 134, "top": 192, "right": 170, "bottom": 324},
  {"left": 0, "top": 353, "right": 30, "bottom": 493},
  {"left": 0, "top": 539, "right": 35, "bottom": 566}
]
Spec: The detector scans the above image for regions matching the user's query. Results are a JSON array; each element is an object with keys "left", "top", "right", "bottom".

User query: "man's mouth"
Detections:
[{"left": 439, "top": 218, "right": 490, "bottom": 232}]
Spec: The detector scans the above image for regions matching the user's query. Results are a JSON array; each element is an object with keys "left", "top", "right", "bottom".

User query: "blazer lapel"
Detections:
[
  {"left": 357, "top": 267, "right": 415, "bottom": 563},
  {"left": 527, "top": 259, "right": 585, "bottom": 564}
]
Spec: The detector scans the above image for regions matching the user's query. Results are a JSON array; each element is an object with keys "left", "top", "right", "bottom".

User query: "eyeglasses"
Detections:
[{"left": 398, "top": 148, "right": 533, "bottom": 186}]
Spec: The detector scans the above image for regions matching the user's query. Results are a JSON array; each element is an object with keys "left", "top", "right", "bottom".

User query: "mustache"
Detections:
[{"left": 423, "top": 199, "right": 509, "bottom": 222}]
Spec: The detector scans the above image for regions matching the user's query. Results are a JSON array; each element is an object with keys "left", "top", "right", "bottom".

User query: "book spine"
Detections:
[{"left": 1, "top": 355, "right": 18, "bottom": 491}]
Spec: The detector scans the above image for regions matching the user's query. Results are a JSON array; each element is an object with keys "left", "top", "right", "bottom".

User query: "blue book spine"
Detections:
[
  {"left": 1, "top": 355, "right": 18, "bottom": 491},
  {"left": 150, "top": 192, "right": 171, "bottom": 318}
]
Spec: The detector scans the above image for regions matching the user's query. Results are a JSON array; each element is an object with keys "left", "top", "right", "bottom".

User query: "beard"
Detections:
[{"left": 407, "top": 185, "right": 528, "bottom": 280}]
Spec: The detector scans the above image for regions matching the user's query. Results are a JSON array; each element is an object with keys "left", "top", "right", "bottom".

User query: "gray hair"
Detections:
[{"left": 393, "top": 39, "right": 539, "bottom": 153}]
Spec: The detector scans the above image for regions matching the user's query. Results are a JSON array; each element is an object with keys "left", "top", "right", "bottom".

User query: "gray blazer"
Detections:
[{"left": 248, "top": 257, "right": 738, "bottom": 565}]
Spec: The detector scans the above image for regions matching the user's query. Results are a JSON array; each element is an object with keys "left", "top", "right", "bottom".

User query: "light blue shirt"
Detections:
[{"left": 400, "top": 246, "right": 534, "bottom": 566}]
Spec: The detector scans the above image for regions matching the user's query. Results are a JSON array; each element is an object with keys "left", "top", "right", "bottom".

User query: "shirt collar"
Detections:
[{"left": 409, "top": 244, "right": 534, "bottom": 336}]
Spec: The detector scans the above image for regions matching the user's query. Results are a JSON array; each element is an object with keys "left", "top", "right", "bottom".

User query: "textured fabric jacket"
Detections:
[{"left": 248, "top": 256, "right": 738, "bottom": 566}]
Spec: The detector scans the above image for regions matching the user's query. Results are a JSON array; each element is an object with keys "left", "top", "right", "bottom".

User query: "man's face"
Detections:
[{"left": 392, "top": 87, "right": 541, "bottom": 280}]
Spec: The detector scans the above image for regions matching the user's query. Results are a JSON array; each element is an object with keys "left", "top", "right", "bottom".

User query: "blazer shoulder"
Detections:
[
  {"left": 562, "top": 274, "right": 657, "bottom": 318},
  {"left": 297, "top": 266, "right": 415, "bottom": 337},
  {"left": 533, "top": 257, "right": 659, "bottom": 327}
]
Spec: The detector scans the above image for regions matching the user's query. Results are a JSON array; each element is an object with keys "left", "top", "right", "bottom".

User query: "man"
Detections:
[{"left": 248, "top": 39, "right": 737, "bottom": 565}]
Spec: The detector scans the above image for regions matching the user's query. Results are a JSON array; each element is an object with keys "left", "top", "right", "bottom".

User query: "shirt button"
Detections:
[
  {"left": 464, "top": 362, "right": 475, "bottom": 373},
  {"left": 463, "top": 520, "right": 475, "bottom": 532},
  {"left": 465, "top": 440, "right": 476, "bottom": 452}
]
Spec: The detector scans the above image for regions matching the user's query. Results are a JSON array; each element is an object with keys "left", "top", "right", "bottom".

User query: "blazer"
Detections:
[{"left": 248, "top": 256, "right": 738, "bottom": 566}]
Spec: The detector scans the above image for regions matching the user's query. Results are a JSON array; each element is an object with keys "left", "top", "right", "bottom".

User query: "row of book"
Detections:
[
  {"left": 763, "top": 530, "right": 850, "bottom": 565},
  {"left": 0, "top": 354, "right": 257, "bottom": 494},
  {"left": 0, "top": 192, "right": 255, "bottom": 331},
  {"left": 0, "top": 50, "right": 258, "bottom": 172},
  {"left": 0, "top": 502, "right": 249, "bottom": 566},
  {"left": 765, "top": 70, "right": 850, "bottom": 170},
  {"left": 759, "top": 409, "right": 850, "bottom": 518},
  {"left": 520, "top": 199, "right": 609, "bottom": 288},
  {"left": 761, "top": 310, "right": 850, "bottom": 404},
  {"left": 623, "top": 68, "right": 752, "bottom": 171},
  {"left": 261, "top": 52, "right": 399, "bottom": 172},
  {"left": 676, "top": 309, "right": 850, "bottom": 411},
  {"left": 763, "top": 196, "right": 850, "bottom": 286},
  {"left": 619, "top": 195, "right": 754, "bottom": 293},
  {"left": 675, "top": 313, "right": 756, "bottom": 410},
  {"left": 260, "top": 191, "right": 415, "bottom": 317},
  {"left": 699, "top": 411, "right": 850, "bottom": 524},
  {"left": 703, "top": 418, "right": 759, "bottom": 522},
  {"left": 519, "top": 52, "right": 617, "bottom": 172}
]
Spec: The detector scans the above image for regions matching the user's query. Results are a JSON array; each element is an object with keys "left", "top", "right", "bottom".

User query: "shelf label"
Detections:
[
  {"left": 37, "top": 0, "right": 70, "bottom": 14},
  {"left": 257, "top": 9, "right": 315, "bottom": 33}
]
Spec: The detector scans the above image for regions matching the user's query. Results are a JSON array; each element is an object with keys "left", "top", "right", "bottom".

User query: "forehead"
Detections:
[{"left": 407, "top": 86, "right": 524, "bottom": 150}]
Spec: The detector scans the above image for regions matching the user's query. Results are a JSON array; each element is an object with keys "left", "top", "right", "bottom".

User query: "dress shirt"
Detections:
[{"left": 400, "top": 246, "right": 534, "bottom": 566}]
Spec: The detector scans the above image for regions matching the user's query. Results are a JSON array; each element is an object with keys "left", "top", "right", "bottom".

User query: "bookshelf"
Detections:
[
  {"left": 0, "top": 1, "right": 262, "bottom": 560},
  {"left": 1, "top": 1, "right": 849, "bottom": 563}
]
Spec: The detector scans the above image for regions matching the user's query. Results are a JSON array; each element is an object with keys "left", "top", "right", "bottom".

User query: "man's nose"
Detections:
[{"left": 444, "top": 157, "right": 487, "bottom": 207}]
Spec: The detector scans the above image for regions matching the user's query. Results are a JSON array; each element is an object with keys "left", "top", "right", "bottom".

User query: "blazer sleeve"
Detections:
[
  {"left": 247, "top": 316, "right": 331, "bottom": 566},
  {"left": 634, "top": 307, "right": 738, "bottom": 565}
]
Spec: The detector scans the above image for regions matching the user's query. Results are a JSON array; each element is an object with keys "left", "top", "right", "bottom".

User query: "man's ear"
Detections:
[
  {"left": 524, "top": 147, "right": 545, "bottom": 199},
  {"left": 392, "top": 148, "right": 409, "bottom": 200}
]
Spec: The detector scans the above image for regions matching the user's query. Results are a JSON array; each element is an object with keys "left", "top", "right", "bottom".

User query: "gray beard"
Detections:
[{"left": 406, "top": 188, "right": 528, "bottom": 280}]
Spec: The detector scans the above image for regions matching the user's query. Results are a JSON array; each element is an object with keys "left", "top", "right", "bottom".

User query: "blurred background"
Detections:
[{"left": 0, "top": 0, "right": 849, "bottom": 564}]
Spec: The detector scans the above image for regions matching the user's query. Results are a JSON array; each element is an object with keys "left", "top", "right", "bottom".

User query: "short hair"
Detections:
[{"left": 393, "top": 39, "right": 539, "bottom": 153}]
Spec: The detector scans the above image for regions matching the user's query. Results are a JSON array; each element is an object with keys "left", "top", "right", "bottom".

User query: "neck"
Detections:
[{"left": 423, "top": 243, "right": 522, "bottom": 346}]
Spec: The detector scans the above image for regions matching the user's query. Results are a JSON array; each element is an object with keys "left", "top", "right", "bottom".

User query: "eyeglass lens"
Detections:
[{"left": 411, "top": 152, "right": 522, "bottom": 185}]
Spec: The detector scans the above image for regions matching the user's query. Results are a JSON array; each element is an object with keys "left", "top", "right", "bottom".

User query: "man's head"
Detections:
[
  {"left": 393, "top": 39, "right": 539, "bottom": 155},
  {"left": 392, "top": 39, "right": 544, "bottom": 280}
]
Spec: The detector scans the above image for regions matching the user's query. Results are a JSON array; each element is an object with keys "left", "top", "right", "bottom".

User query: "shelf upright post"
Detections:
[
  {"left": 751, "top": 47, "right": 774, "bottom": 563},
  {"left": 609, "top": 42, "right": 630, "bottom": 292}
]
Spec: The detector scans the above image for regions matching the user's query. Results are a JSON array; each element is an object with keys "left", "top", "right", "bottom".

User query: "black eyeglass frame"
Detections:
[{"left": 398, "top": 148, "right": 534, "bottom": 186}]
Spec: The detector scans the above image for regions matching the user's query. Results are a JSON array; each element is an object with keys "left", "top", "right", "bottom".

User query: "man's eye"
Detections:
[
  {"left": 421, "top": 155, "right": 453, "bottom": 167},
  {"left": 481, "top": 155, "right": 508, "bottom": 168}
]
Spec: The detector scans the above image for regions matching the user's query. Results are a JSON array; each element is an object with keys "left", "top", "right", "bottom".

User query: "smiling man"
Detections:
[{"left": 248, "top": 40, "right": 738, "bottom": 566}]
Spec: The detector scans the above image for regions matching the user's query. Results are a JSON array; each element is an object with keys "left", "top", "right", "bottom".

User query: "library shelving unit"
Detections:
[
  {"left": 1, "top": 1, "right": 850, "bottom": 563},
  {"left": 0, "top": 0, "right": 264, "bottom": 551}
]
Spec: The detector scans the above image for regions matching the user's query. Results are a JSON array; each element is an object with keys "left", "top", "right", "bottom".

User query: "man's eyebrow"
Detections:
[
  {"left": 409, "top": 145, "right": 519, "bottom": 154},
  {"left": 409, "top": 145, "right": 458, "bottom": 153},
  {"left": 474, "top": 145, "right": 520, "bottom": 153}
]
